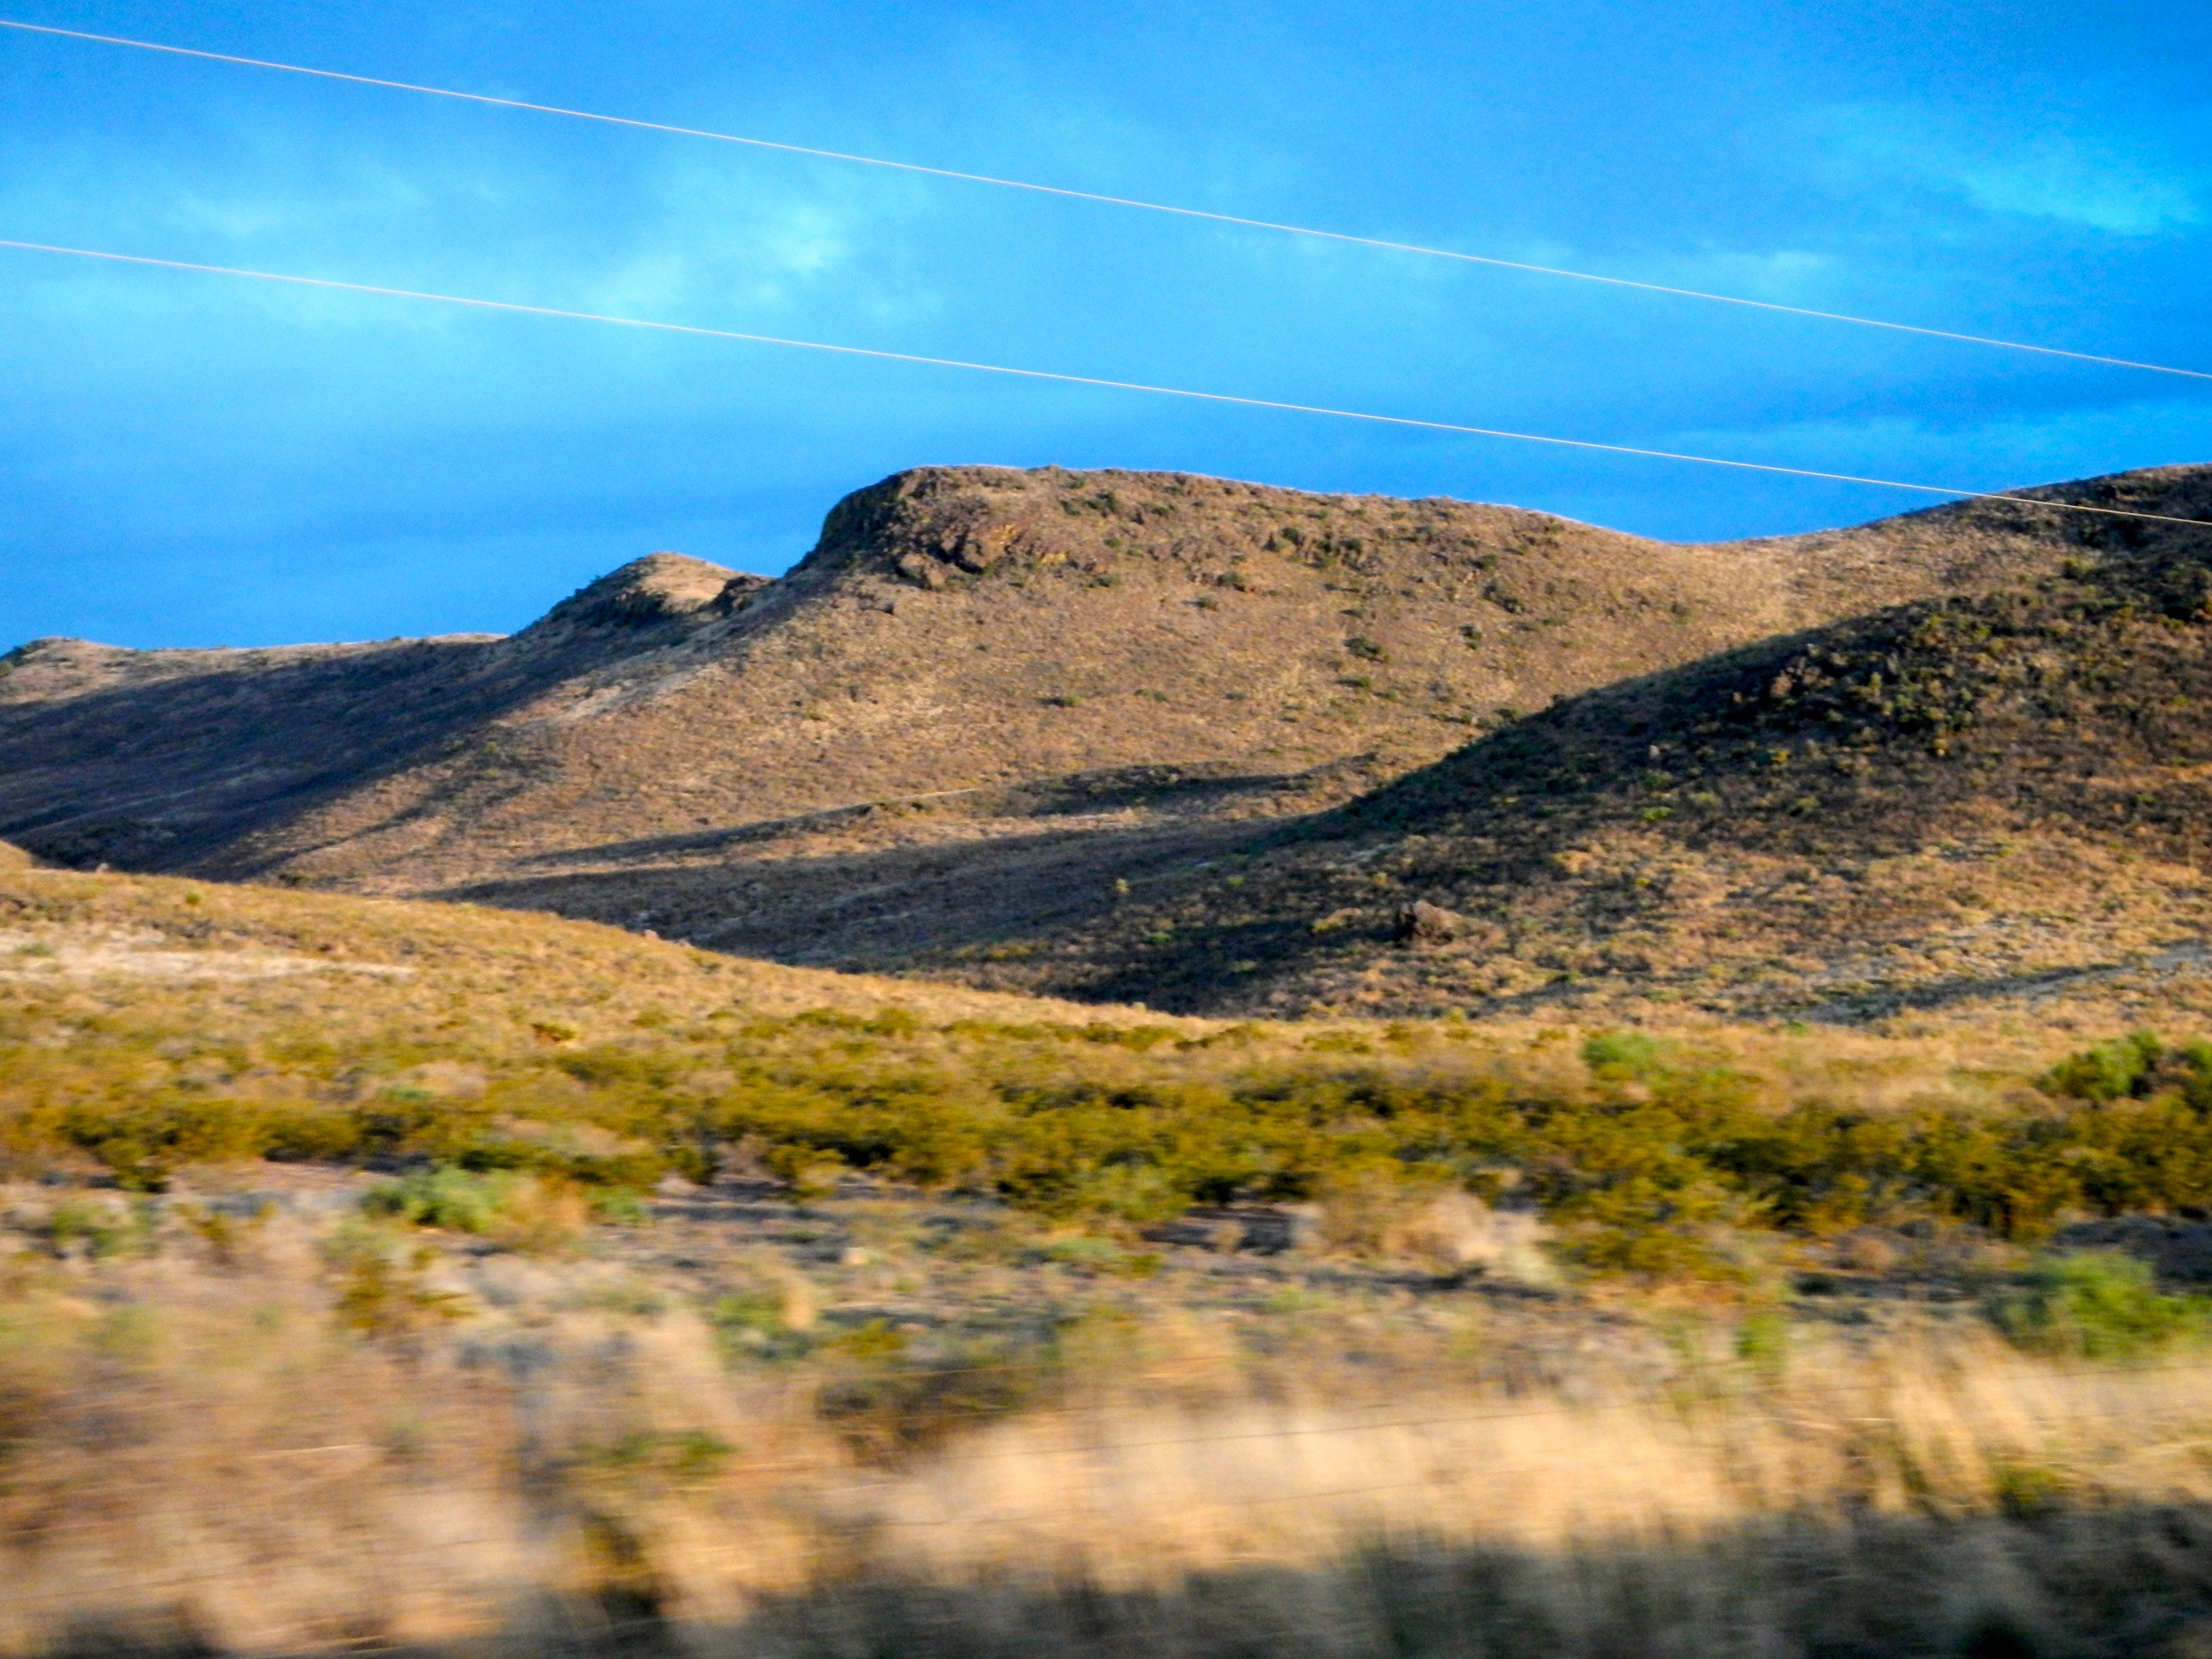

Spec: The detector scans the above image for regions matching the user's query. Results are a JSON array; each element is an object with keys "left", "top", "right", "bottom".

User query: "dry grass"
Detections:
[
  {"left": 10, "top": 1193, "right": 2212, "bottom": 1657},
  {"left": 8, "top": 868, "right": 2212, "bottom": 1653},
  {"left": 0, "top": 863, "right": 1184, "bottom": 1031},
  {"left": 0, "top": 860, "right": 2101, "bottom": 1078}
]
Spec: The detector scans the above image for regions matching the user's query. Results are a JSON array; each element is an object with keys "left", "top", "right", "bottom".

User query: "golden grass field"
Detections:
[{"left": 12, "top": 862, "right": 2212, "bottom": 1655}]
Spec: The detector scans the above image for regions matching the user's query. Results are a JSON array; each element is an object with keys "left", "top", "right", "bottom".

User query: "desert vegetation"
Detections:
[
  {"left": 15, "top": 865, "right": 2212, "bottom": 1653},
  {"left": 12, "top": 464, "right": 2212, "bottom": 1654},
  {"left": 996, "top": 469, "right": 2212, "bottom": 1023},
  {"left": 12, "top": 866, "right": 2212, "bottom": 1260}
]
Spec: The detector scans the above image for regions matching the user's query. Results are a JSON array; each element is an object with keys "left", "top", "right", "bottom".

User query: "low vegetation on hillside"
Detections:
[
  {"left": 12, "top": 867, "right": 2212, "bottom": 1265},
  {"left": 14, "top": 869, "right": 2212, "bottom": 1653},
  {"left": 983, "top": 474, "right": 2212, "bottom": 1023},
  {"left": 15, "top": 868, "right": 2212, "bottom": 1651}
]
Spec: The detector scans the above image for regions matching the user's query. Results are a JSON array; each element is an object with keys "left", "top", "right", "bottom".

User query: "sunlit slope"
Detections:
[
  {"left": 956, "top": 464, "right": 2212, "bottom": 1022},
  {"left": 2, "top": 463, "right": 2088, "bottom": 916},
  {"left": 0, "top": 861, "right": 1164, "bottom": 1041}
]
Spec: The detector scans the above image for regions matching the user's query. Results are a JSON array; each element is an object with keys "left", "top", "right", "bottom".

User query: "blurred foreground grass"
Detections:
[{"left": 14, "top": 867, "right": 2212, "bottom": 1654}]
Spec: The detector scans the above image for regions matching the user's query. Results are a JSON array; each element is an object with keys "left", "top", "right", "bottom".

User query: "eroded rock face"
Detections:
[
  {"left": 715, "top": 574, "right": 772, "bottom": 613},
  {"left": 893, "top": 552, "right": 947, "bottom": 590}
]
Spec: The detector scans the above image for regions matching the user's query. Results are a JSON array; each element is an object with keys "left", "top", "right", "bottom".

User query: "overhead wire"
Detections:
[
  {"left": 2, "top": 15, "right": 2207, "bottom": 384},
  {"left": 2, "top": 237, "right": 2206, "bottom": 532},
  {"left": 4, "top": 18, "right": 2209, "bottom": 1594}
]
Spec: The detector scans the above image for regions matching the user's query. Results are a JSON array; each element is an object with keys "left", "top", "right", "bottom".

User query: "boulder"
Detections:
[
  {"left": 894, "top": 553, "right": 947, "bottom": 590},
  {"left": 1392, "top": 899, "right": 1462, "bottom": 945}
]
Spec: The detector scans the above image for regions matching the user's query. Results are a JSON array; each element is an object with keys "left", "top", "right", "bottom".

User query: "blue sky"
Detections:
[{"left": 2, "top": 0, "right": 2208, "bottom": 648}]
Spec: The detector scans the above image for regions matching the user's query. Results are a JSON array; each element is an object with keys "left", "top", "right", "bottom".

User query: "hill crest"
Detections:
[{"left": 0, "top": 461, "right": 2171, "bottom": 964}]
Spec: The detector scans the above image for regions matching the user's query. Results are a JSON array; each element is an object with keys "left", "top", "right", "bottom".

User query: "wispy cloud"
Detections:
[
  {"left": 1817, "top": 103, "right": 2200, "bottom": 237},
  {"left": 579, "top": 159, "right": 944, "bottom": 329}
]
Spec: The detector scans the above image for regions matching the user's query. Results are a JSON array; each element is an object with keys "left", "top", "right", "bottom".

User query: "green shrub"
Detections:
[
  {"left": 55, "top": 1095, "right": 310, "bottom": 1190},
  {"left": 708, "top": 1290, "right": 812, "bottom": 1364},
  {"left": 587, "top": 1187, "right": 651, "bottom": 1225},
  {"left": 812, "top": 1333, "right": 1044, "bottom": 1459},
  {"left": 1560, "top": 1187, "right": 1740, "bottom": 1281},
  {"left": 1734, "top": 1310, "right": 1790, "bottom": 1379},
  {"left": 45, "top": 1198, "right": 149, "bottom": 1260},
  {"left": 2045, "top": 1032, "right": 2165, "bottom": 1101},
  {"left": 1992, "top": 1251, "right": 2208, "bottom": 1359},
  {"left": 2044, "top": 1032, "right": 2212, "bottom": 1110},
  {"left": 577, "top": 1429, "right": 734, "bottom": 1488},
  {"left": 1038, "top": 1235, "right": 1161, "bottom": 1277},
  {"left": 363, "top": 1165, "right": 593, "bottom": 1251},
  {"left": 177, "top": 1199, "right": 270, "bottom": 1265},
  {"left": 761, "top": 1142, "right": 847, "bottom": 1201},
  {"left": 1582, "top": 1031, "right": 1665, "bottom": 1081},
  {"left": 365, "top": 1166, "right": 518, "bottom": 1234},
  {"left": 1992, "top": 1461, "right": 2072, "bottom": 1519},
  {"left": 324, "top": 1223, "right": 470, "bottom": 1336}
]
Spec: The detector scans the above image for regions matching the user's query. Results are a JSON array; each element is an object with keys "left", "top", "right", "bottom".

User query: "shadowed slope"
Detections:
[
  {"left": 0, "top": 552, "right": 750, "bottom": 870},
  {"left": 947, "top": 465, "right": 2212, "bottom": 1021}
]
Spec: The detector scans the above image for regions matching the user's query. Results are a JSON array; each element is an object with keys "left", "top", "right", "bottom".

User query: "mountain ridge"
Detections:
[{"left": 1, "top": 461, "right": 2180, "bottom": 986}]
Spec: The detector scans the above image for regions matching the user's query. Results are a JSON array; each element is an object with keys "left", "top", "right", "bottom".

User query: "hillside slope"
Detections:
[
  {"left": 945, "top": 465, "right": 2212, "bottom": 1023},
  {"left": 0, "top": 551, "right": 757, "bottom": 873},
  {"left": 0, "top": 463, "right": 2124, "bottom": 962}
]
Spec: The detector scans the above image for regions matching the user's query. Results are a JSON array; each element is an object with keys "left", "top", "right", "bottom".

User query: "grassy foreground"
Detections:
[{"left": 14, "top": 867, "right": 2212, "bottom": 1654}]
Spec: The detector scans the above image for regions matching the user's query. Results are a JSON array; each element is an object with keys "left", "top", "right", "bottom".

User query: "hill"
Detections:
[
  {"left": 0, "top": 464, "right": 2114, "bottom": 968},
  {"left": 942, "top": 464, "right": 2212, "bottom": 1023},
  {"left": 0, "top": 551, "right": 756, "bottom": 876}
]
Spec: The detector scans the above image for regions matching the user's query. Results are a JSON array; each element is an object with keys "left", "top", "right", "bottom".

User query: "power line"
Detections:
[
  {"left": 2, "top": 237, "right": 2205, "bottom": 532},
  {"left": 3, "top": 15, "right": 2207, "bottom": 385}
]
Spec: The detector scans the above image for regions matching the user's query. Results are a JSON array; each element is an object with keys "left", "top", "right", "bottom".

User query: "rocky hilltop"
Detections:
[
  {"left": 947, "top": 464, "right": 2212, "bottom": 1023},
  {"left": 0, "top": 462, "right": 2141, "bottom": 973}
]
